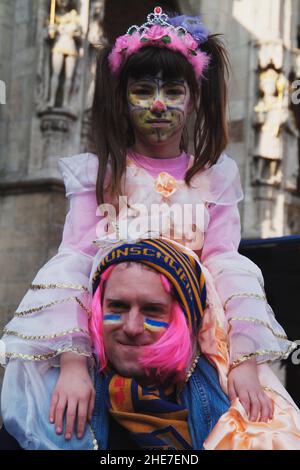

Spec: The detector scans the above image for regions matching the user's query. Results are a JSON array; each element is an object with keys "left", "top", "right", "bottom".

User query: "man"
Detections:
[{"left": 0, "top": 239, "right": 230, "bottom": 450}]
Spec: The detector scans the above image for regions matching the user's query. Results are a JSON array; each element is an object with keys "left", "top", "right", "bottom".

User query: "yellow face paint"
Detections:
[
  {"left": 103, "top": 314, "right": 123, "bottom": 325},
  {"left": 144, "top": 318, "right": 169, "bottom": 332},
  {"left": 127, "top": 75, "right": 191, "bottom": 144}
]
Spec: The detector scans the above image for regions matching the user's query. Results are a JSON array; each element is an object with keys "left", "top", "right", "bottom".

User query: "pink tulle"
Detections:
[
  {"left": 108, "top": 26, "right": 210, "bottom": 80},
  {"left": 89, "top": 265, "right": 193, "bottom": 382}
]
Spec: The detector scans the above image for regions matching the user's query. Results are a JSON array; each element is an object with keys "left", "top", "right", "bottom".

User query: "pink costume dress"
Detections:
[{"left": 1, "top": 149, "right": 300, "bottom": 450}]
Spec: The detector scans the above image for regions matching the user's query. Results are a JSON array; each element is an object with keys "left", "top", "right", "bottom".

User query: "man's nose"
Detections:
[
  {"left": 150, "top": 99, "right": 167, "bottom": 115},
  {"left": 122, "top": 307, "right": 144, "bottom": 337}
]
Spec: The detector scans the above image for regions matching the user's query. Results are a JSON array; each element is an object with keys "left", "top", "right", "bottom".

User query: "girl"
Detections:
[{"left": 1, "top": 7, "right": 297, "bottom": 446}]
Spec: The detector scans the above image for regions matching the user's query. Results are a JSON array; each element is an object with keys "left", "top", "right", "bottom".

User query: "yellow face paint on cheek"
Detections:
[
  {"left": 133, "top": 112, "right": 153, "bottom": 133},
  {"left": 128, "top": 92, "right": 144, "bottom": 107},
  {"left": 144, "top": 318, "right": 169, "bottom": 332},
  {"left": 103, "top": 314, "right": 123, "bottom": 325},
  {"left": 130, "top": 110, "right": 183, "bottom": 142},
  {"left": 128, "top": 88, "right": 157, "bottom": 109}
]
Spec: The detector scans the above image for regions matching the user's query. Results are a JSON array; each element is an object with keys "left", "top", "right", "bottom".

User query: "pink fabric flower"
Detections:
[
  {"left": 143, "top": 25, "right": 169, "bottom": 41},
  {"left": 181, "top": 33, "right": 198, "bottom": 51},
  {"left": 154, "top": 172, "right": 178, "bottom": 198}
]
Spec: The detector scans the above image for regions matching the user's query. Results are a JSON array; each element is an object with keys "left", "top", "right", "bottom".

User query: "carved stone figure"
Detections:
[
  {"left": 88, "top": 0, "right": 106, "bottom": 46},
  {"left": 253, "top": 69, "right": 289, "bottom": 184},
  {"left": 47, "top": 0, "right": 82, "bottom": 109},
  {"left": 81, "top": 0, "right": 107, "bottom": 151},
  {"left": 85, "top": 0, "right": 107, "bottom": 111},
  {"left": 258, "top": 42, "right": 283, "bottom": 70}
]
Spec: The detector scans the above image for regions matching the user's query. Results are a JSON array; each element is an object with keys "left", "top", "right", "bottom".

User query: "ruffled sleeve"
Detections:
[
  {"left": 200, "top": 153, "right": 297, "bottom": 368},
  {"left": 1, "top": 152, "right": 101, "bottom": 365},
  {"left": 190, "top": 152, "right": 244, "bottom": 206}
]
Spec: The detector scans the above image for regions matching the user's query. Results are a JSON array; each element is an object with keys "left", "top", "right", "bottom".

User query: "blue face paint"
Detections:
[
  {"left": 103, "top": 314, "right": 123, "bottom": 325},
  {"left": 103, "top": 314, "right": 169, "bottom": 332},
  {"left": 144, "top": 318, "right": 169, "bottom": 332}
]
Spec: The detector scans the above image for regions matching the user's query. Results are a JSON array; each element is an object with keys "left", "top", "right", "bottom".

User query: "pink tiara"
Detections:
[{"left": 108, "top": 6, "right": 210, "bottom": 80}]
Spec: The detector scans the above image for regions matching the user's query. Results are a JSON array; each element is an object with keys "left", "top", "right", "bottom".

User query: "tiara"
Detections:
[{"left": 108, "top": 6, "right": 210, "bottom": 80}]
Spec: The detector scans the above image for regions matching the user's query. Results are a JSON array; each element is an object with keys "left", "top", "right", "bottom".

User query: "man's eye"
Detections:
[
  {"left": 142, "top": 307, "right": 163, "bottom": 315},
  {"left": 108, "top": 302, "right": 128, "bottom": 311}
]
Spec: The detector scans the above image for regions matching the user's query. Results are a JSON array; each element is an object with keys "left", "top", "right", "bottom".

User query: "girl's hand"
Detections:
[
  {"left": 228, "top": 359, "right": 274, "bottom": 422},
  {"left": 49, "top": 352, "right": 96, "bottom": 440}
]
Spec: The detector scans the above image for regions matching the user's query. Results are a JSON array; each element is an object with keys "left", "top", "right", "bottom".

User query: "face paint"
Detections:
[
  {"left": 127, "top": 74, "right": 192, "bottom": 144},
  {"left": 144, "top": 318, "right": 169, "bottom": 332},
  {"left": 103, "top": 313, "right": 123, "bottom": 325}
]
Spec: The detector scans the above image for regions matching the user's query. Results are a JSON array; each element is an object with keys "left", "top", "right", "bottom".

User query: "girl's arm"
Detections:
[
  {"left": 201, "top": 202, "right": 294, "bottom": 367},
  {"left": 49, "top": 352, "right": 95, "bottom": 440},
  {"left": 201, "top": 202, "right": 295, "bottom": 421},
  {"left": 1, "top": 153, "right": 101, "bottom": 443}
]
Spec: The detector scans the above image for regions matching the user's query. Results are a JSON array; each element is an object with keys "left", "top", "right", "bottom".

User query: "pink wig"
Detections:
[{"left": 89, "top": 264, "right": 194, "bottom": 383}]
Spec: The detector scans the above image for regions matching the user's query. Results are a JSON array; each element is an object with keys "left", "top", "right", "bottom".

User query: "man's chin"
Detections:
[{"left": 112, "top": 363, "right": 146, "bottom": 380}]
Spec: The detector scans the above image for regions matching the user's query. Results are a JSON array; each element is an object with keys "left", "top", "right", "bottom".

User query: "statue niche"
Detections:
[
  {"left": 38, "top": 0, "right": 83, "bottom": 112},
  {"left": 252, "top": 69, "right": 289, "bottom": 185}
]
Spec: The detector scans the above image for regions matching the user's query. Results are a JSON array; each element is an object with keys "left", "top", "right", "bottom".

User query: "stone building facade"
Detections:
[{"left": 0, "top": 0, "right": 300, "bottom": 386}]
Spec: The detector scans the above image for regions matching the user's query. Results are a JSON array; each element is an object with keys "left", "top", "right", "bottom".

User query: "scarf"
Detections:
[{"left": 106, "top": 373, "right": 193, "bottom": 450}]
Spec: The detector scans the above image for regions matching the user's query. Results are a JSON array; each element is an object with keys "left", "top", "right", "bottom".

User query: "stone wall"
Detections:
[
  {"left": 0, "top": 0, "right": 39, "bottom": 177},
  {"left": 0, "top": 189, "right": 66, "bottom": 328},
  {"left": 187, "top": 0, "right": 300, "bottom": 238},
  {"left": 0, "top": 0, "right": 16, "bottom": 171}
]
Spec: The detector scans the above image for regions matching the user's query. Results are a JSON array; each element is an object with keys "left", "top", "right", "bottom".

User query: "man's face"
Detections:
[
  {"left": 127, "top": 72, "right": 193, "bottom": 145},
  {"left": 102, "top": 263, "right": 173, "bottom": 380}
]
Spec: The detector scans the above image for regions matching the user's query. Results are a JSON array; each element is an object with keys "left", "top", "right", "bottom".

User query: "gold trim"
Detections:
[
  {"left": 185, "top": 350, "right": 201, "bottom": 382},
  {"left": 215, "top": 268, "right": 265, "bottom": 290},
  {"left": 229, "top": 342, "right": 297, "bottom": 371},
  {"left": 3, "top": 327, "right": 89, "bottom": 341},
  {"left": 0, "top": 347, "right": 91, "bottom": 362},
  {"left": 89, "top": 424, "right": 99, "bottom": 450},
  {"left": 224, "top": 292, "right": 266, "bottom": 311},
  {"left": 14, "top": 296, "right": 92, "bottom": 318},
  {"left": 30, "top": 283, "right": 89, "bottom": 292},
  {"left": 75, "top": 297, "right": 92, "bottom": 318},
  {"left": 228, "top": 316, "right": 288, "bottom": 340}
]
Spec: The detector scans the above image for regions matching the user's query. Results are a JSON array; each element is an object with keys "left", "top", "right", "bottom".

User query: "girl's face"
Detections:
[{"left": 127, "top": 72, "right": 193, "bottom": 145}]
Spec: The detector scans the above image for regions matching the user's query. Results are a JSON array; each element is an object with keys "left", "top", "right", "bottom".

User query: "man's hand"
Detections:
[
  {"left": 49, "top": 352, "right": 96, "bottom": 440},
  {"left": 228, "top": 359, "right": 274, "bottom": 422}
]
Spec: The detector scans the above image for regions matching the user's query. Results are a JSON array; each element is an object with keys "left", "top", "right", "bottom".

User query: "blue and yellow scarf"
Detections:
[{"left": 106, "top": 374, "right": 193, "bottom": 450}]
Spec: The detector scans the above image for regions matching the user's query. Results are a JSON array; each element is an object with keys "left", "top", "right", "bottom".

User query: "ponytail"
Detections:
[
  {"left": 91, "top": 45, "right": 128, "bottom": 205},
  {"left": 186, "top": 34, "right": 231, "bottom": 184}
]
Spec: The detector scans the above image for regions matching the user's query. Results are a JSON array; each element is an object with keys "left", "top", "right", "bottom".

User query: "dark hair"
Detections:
[{"left": 91, "top": 35, "right": 230, "bottom": 205}]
